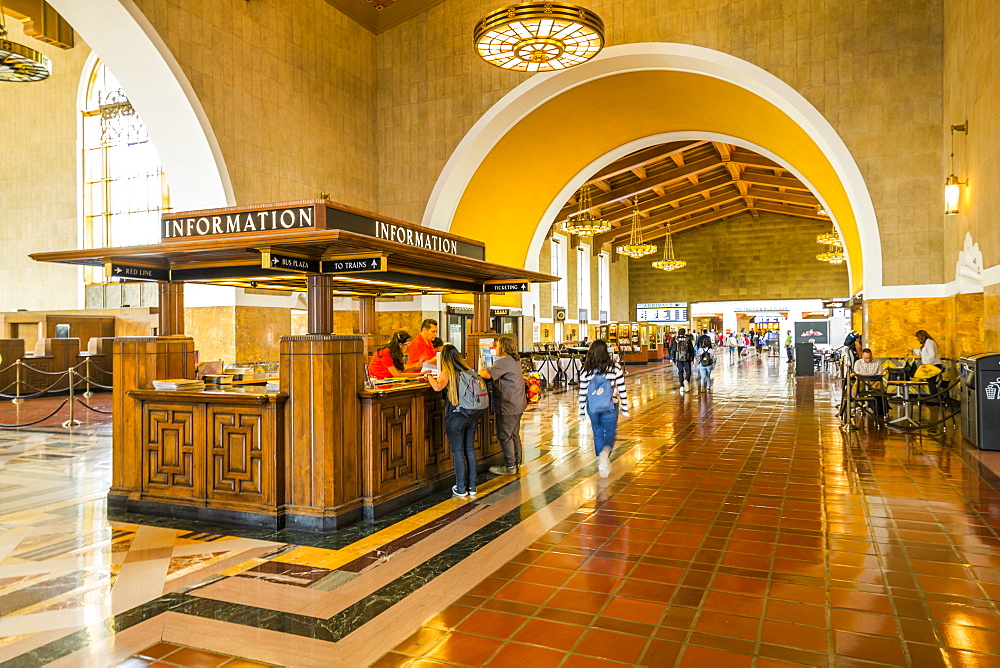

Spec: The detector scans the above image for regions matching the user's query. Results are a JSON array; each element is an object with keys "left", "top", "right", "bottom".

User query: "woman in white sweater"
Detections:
[{"left": 578, "top": 340, "right": 630, "bottom": 478}]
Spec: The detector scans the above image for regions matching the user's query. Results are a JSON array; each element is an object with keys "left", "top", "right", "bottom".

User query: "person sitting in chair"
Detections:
[
  {"left": 852, "top": 348, "right": 882, "bottom": 377},
  {"left": 852, "top": 348, "right": 886, "bottom": 417}
]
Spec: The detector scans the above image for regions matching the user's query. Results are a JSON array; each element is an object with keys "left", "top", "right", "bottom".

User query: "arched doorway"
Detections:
[{"left": 423, "top": 43, "right": 880, "bottom": 297}]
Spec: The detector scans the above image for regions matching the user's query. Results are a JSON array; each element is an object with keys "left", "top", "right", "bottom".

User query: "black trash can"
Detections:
[
  {"left": 959, "top": 353, "right": 1000, "bottom": 450},
  {"left": 794, "top": 342, "right": 814, "bottom": 377}
]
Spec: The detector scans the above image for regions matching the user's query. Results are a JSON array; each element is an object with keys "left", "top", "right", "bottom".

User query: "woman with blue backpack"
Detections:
[
  {"left": 578, "top": 340, "right": 630, "bottom": 478},
  {"left": 695, "top": 333, "right": 715, "bottom": 393},
  {"left": 428, "top": 344, "right": 490, "bottom": 497}
]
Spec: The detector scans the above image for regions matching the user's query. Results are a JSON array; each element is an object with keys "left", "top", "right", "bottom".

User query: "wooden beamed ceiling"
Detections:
[{"left": 557, "top": 141, "right": 829, "bottom": 248}]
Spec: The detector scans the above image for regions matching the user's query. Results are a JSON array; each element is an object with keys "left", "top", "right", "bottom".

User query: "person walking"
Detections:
[
  {"left": 670, "top": 328, "right": 695, "bottom": 393},
  {"left": 427, "top": 344, "right": 489, "bottom": 497},
  {"left": 479, "top": 335, "right": 527, "bottom": 475},
  {"left": 578, "top": 340, "right": 630, "bottom": 478},
  {"left": 695, "top": 333, "right": 716, "bottom": 393},
  {"left": 785, "top": 329, "right": 794, "bottom": 363}
]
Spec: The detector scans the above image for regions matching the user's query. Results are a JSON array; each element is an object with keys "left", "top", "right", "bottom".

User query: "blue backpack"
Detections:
[{"left": 588, "top": 373, "right": 616, "bottom": 413}]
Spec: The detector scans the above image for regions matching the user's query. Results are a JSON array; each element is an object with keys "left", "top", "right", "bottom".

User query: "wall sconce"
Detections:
[{"left": 945, "top": 121, "right": 968, "bottom": 215}]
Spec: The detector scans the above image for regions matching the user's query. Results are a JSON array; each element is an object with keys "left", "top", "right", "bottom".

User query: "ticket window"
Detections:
[
  {"left": 447, "top": 313, "right": 470, "bottom": 355},
  {"left": 493, "top": 315, "right": 518, "bottom": 335}
]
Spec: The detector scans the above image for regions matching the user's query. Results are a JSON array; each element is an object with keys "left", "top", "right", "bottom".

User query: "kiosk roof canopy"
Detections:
[{"left": 31, "top": 200, "right": 558, "bottom": 297}]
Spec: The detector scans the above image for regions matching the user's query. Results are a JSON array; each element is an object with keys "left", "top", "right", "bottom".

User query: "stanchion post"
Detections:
[
  {"left": 83, "top": 358, "right": 93, "bottom": 398},
  {"left": 62, "top": 367, "right": 81, "bottom": 428},
  {"left": 12, "top": 359, "right": 23, "bottom": 405}
]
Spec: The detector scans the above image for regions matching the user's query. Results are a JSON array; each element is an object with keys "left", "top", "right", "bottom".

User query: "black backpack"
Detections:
[
  {"left": 674, "top": 336, "right": 691, "bottom": 362},
  {"left": 700, "top": 350, "right": 713, "bottom": 367}
]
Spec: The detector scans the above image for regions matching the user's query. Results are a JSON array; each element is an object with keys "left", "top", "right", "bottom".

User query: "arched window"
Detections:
[{"left": 81, "top": 60, "right": 168, "bottom": 254}]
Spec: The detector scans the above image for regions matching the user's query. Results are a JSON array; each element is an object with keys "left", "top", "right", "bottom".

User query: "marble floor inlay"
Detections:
[{"left": 1, "top": 358, "right": 994, "bottom": 666}]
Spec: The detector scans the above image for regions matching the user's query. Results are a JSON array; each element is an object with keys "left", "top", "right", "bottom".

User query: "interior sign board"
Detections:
[
  {"left": 162, "top": 206, "right": 315, "bottom": 240},
  {"left": 325, "top": 207, "right": 485, "bottom": 261},
  {"left": 483, "top": 282, "right": 529, "bottom": 293},
  {"left": 107, "top": 263, "right": 169, "bottom": 282},
  {"left": 263, "top": 253, "right": 319, "bottom": 273},
  {"left": 321, "top": 256, "right": 386, "bottom": 273}
]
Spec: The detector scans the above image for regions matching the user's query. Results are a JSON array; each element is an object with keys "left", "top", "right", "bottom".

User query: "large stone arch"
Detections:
[
  {"left": 423, "top": 43, "right": 882, "bottom": 297},
  {"left": 52, "top": 0, "right": 233, "bottom": 210}
]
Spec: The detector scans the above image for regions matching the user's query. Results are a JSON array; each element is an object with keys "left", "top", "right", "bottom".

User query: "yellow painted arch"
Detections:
[{"left": 450, "top": 69, "right": 861, "bottom": 295}]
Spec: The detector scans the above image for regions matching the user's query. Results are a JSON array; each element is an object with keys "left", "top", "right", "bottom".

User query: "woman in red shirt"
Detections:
[{"left": 368, "top": 330, "right": 426, "bottom": 380}]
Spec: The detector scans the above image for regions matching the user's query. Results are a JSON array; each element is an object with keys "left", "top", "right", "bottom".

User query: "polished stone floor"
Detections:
[{"left": 1, "top": 356, "right": 996, "bottom": 667}]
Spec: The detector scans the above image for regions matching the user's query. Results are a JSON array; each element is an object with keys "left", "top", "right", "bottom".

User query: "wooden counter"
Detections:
[
  {"left": 120, "top": 386, "right": 287, "bottom": 527},
  {"left": 360, "top": 381, "right": 502, "bottom": 518}
]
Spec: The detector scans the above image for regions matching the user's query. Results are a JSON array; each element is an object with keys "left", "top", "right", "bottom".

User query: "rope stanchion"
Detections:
[
  {"left": 0, "top": 399, "right": 70, "bottom": 428},
  {"left": 62, "top": 368, "right": 81, "bottom": 428},
  {"left": 13, "top": 359, "right": 23, "bottom": 404},
  {"left": 74, "top": 396, "right": 112, "bottom": 415},
  {"left": 82, "top": 358, "right": 93, "bottom": 398},
  {"left": 18, "top": 361, "right": 70, "bottom": 376}
]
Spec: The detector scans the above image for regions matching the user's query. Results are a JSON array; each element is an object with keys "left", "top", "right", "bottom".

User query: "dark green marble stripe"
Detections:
[{"left": 4, "top": 440, "right": 644, "bottom": 667}]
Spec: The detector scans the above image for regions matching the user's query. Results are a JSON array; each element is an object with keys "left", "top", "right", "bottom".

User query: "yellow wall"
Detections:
[{"left": 866, "top": 294, "right": 985, "bottom": 360}]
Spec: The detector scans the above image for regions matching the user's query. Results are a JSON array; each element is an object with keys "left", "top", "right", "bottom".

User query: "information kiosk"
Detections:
[{"left": 31, "top": 199, "right": 556, "bottom": 530}]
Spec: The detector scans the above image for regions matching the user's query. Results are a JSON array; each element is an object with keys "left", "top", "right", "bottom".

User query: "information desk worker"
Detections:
[
  {"left": 368, "top": 330, "right": 428, "bottom": 380},
  {"left": 405, "top": 319, "right": 439, "bottom": 372}
]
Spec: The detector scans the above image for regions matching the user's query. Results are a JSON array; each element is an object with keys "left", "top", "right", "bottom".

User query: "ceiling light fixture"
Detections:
[
  {"left": 945, "top": 121, "right": 969, "bottom": 215},
  {"left": 0, "top": 20, "right": 51, "bottom": 82},
  {"left": 616, "top": 200, "right": 657, "bottom": 258},
  {"left": 473, "top": 2, "right": 605, "bottom": 73},
  {"left": 652, "top": 222, "right": 686, "bottom": 271},
  {"left": 816, "top": 250, "right": 846, "bottom": 264},
  {"left": 564, "top": 184, "right": 611, "bottom": 236}
]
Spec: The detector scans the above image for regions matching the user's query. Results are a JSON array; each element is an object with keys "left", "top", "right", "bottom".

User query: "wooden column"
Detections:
[
  {"left": 307, "top": 275, "right": 334, "bottom": 335},
  {"left": 157, "top": 282, "right": 185, "bottom": 336},
  {"left": 472, "top": 292, "right": 492, "bottom": 333},
  {"left": 280, "top": 335, "right": 365, "bottom": 530},
  {"left": 358, "top": 295, "right": 376, "bottom": 357}
]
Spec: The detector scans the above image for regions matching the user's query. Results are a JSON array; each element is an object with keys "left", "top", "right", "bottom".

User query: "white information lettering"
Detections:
[{"left": 162, "top": 206, "right": 315, "bottom": 239}]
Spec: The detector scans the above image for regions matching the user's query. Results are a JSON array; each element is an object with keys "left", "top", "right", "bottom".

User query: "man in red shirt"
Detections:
[{"left": 406, "top": 319, "right": 439, "bottom": 371}]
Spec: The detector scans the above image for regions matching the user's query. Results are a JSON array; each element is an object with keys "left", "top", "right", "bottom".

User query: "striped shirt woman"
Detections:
[{"left": 577, "top": 340, "right": 630, "bottom": 478}]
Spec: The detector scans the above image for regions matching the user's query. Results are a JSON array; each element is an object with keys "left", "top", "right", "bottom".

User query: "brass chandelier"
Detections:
[
  {"left": 616, "top": 201, "right": 657, "bottom": 258},
  {"left": 652, "top": 222, "right": 686, "bottom": 271},
  {"left": 816, "top": 226, "right": 845, "bottom": 264},
  {"left": 473, "top": 2, "right": 605, "bottom": 73},
  {"left": 0, "top": 16, "right": 50, "bottom": 82},
  {"left": 564, "top": 184, "right": 611, "bottom": 236}
]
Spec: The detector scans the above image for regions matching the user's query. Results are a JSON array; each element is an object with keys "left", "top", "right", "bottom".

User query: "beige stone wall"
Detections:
[
  {"left": 375, "top": 0, "right": 945, "bottom": 287},
  {"left": 629, "top": 212, "right": 849, "bottom": 308},
  {"left": 186, "top": 306, "right": 291, "bottom": 361},
  {"left": 133, "top": 0, "right": 377, "bottom": 209},
  {"left": 0, "top": 19, "right": 91, "bottom": 311},
  {"left": 866, "top": 294, "right": 985, "bottom": 360}
]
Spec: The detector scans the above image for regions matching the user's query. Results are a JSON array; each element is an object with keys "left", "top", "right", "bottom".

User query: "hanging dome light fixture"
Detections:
[
  {"left": 473, "top": 2, "right": 605, "bottom": 73},
  {"left": 563, "top": 184, "right": 611, "bottom": 236},
  {"left": 616, "top": 200, "right": 657, "bottom": 258},
  {"left": 652, "top": 222, "right": 686, "bottom": 271},
  {"left": 0, "top": 20, "right": 51, "bottom": 82}
]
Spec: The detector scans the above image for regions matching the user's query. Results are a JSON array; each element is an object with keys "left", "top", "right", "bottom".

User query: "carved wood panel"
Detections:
[
  {"left": 376, "top": 398, "right": 415, "bottom": 489},
  {"left": 208, "top": 407, "right": 265, "bottom": 502},
  {"left": 422, "top": 392, "right": 450, "bottom": 472},
  {"left": 143, "top": 403, "right": 204, "bottom": 498}
]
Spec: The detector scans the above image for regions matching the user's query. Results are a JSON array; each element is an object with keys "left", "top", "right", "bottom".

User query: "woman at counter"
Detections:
[
  {"left": 479, "top": 335, "right": 527, "bottom": 476},
  {"left": 368, "top": 331, "right": 427, "bottom": 380},
  {"left": 427, "top": 344, "right": 486, "bottom": 498}
]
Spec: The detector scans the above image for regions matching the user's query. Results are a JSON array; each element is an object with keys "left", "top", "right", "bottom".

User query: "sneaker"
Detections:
[
  {"left": 489, "top": 465, "right": 516, "bottom": 475},
  {"left": 679, "top": 383, "right": 685, "bottom": 394},
  {"left": 598, "top": 450, "right": 611, "bottom": 478},
  {"left": 452, "top": 485, "right": 468, "bottom": 497},
  {"left": 468, "top": 489, "right": 478, "bottom": 497}
]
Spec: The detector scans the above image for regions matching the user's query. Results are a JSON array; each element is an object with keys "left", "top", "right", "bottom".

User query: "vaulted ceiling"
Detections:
[{"left": 557, "top": 141, "right": 828, "bottom": 247}]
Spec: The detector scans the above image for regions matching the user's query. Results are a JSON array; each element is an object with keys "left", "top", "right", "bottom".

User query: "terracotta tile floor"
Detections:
[
  {"left": 374, "top": 362, "right": 1000, "bottom": 666},
  {"left": 114, "top": 642, "right": 277, "bottom": 667}
]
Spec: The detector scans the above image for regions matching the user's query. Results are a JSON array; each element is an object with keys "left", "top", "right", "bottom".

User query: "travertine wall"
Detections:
[
  {"left": 0, "top": 18, "right": 91, "bottom": 311},
  {"left": 186, "top": 306, "right": 291, "bottom": 362},
  {"left": 132, "top": 0, "right": 377, "bottom": 209},
  {"left": 376, "top": 0, "right": 945, "bottom": 287},
  {"left": 629, "top": 212, "right": 849, "bottom": 308},
  {"left": 944, "top": 2, "right": 1000, "bottom": 348},
  {"left": 866, "top": 294, "right": 985, "bottom": 360}
]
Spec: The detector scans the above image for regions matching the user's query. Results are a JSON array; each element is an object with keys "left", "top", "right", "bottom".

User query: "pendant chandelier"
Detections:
[
  {"left": 564, "top": 184, "right": 611, "bottom": 236},
  {"left": 473, "top": 2, "right": 605, "bottom": 73},
  {"left": 816, "top": 227, "right": 846, "bottom": 264},
  {"left": 0, "top": 20, "right": 51, "bottom": 82},
  {"left": 652, "top": 222, "right": 686, "bottom": 271},
  {"left": 616, "top": 201, "right": 657, "bottom": 258}
]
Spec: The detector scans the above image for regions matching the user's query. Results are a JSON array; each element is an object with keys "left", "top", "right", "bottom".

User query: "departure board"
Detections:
[{"left": 636, "top": 302, "right": 688, "bottom": 323}]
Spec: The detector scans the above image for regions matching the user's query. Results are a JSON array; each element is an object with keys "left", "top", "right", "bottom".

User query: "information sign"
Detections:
[
  {"left": 321, "top": 256, "right": 386, "bottom": 273},
  {"left": 636, "top": 302, "right": 688, "bottom": 323},
  {"left": 107, "top": 263, "right": 170, "bottom": 282}
]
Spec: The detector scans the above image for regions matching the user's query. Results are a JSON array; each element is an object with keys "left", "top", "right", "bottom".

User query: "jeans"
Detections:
[
  {"left": 676, "top": 360, "right": 692, "bottom": 385},
  {"left": 496, "top": 413, "right": 523, "bottom": 468},
  {"left": 445, "top": 411, "right": 479, "bottom": 492},
  {"left": 587, "top": 409, "right": 619, "bottom": 457},
  {"left": 698, "top": 364, "right": 713, "bottom": 389},
  {"left": 786, "top": 345, "right": 793, "bottom": 361}
]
